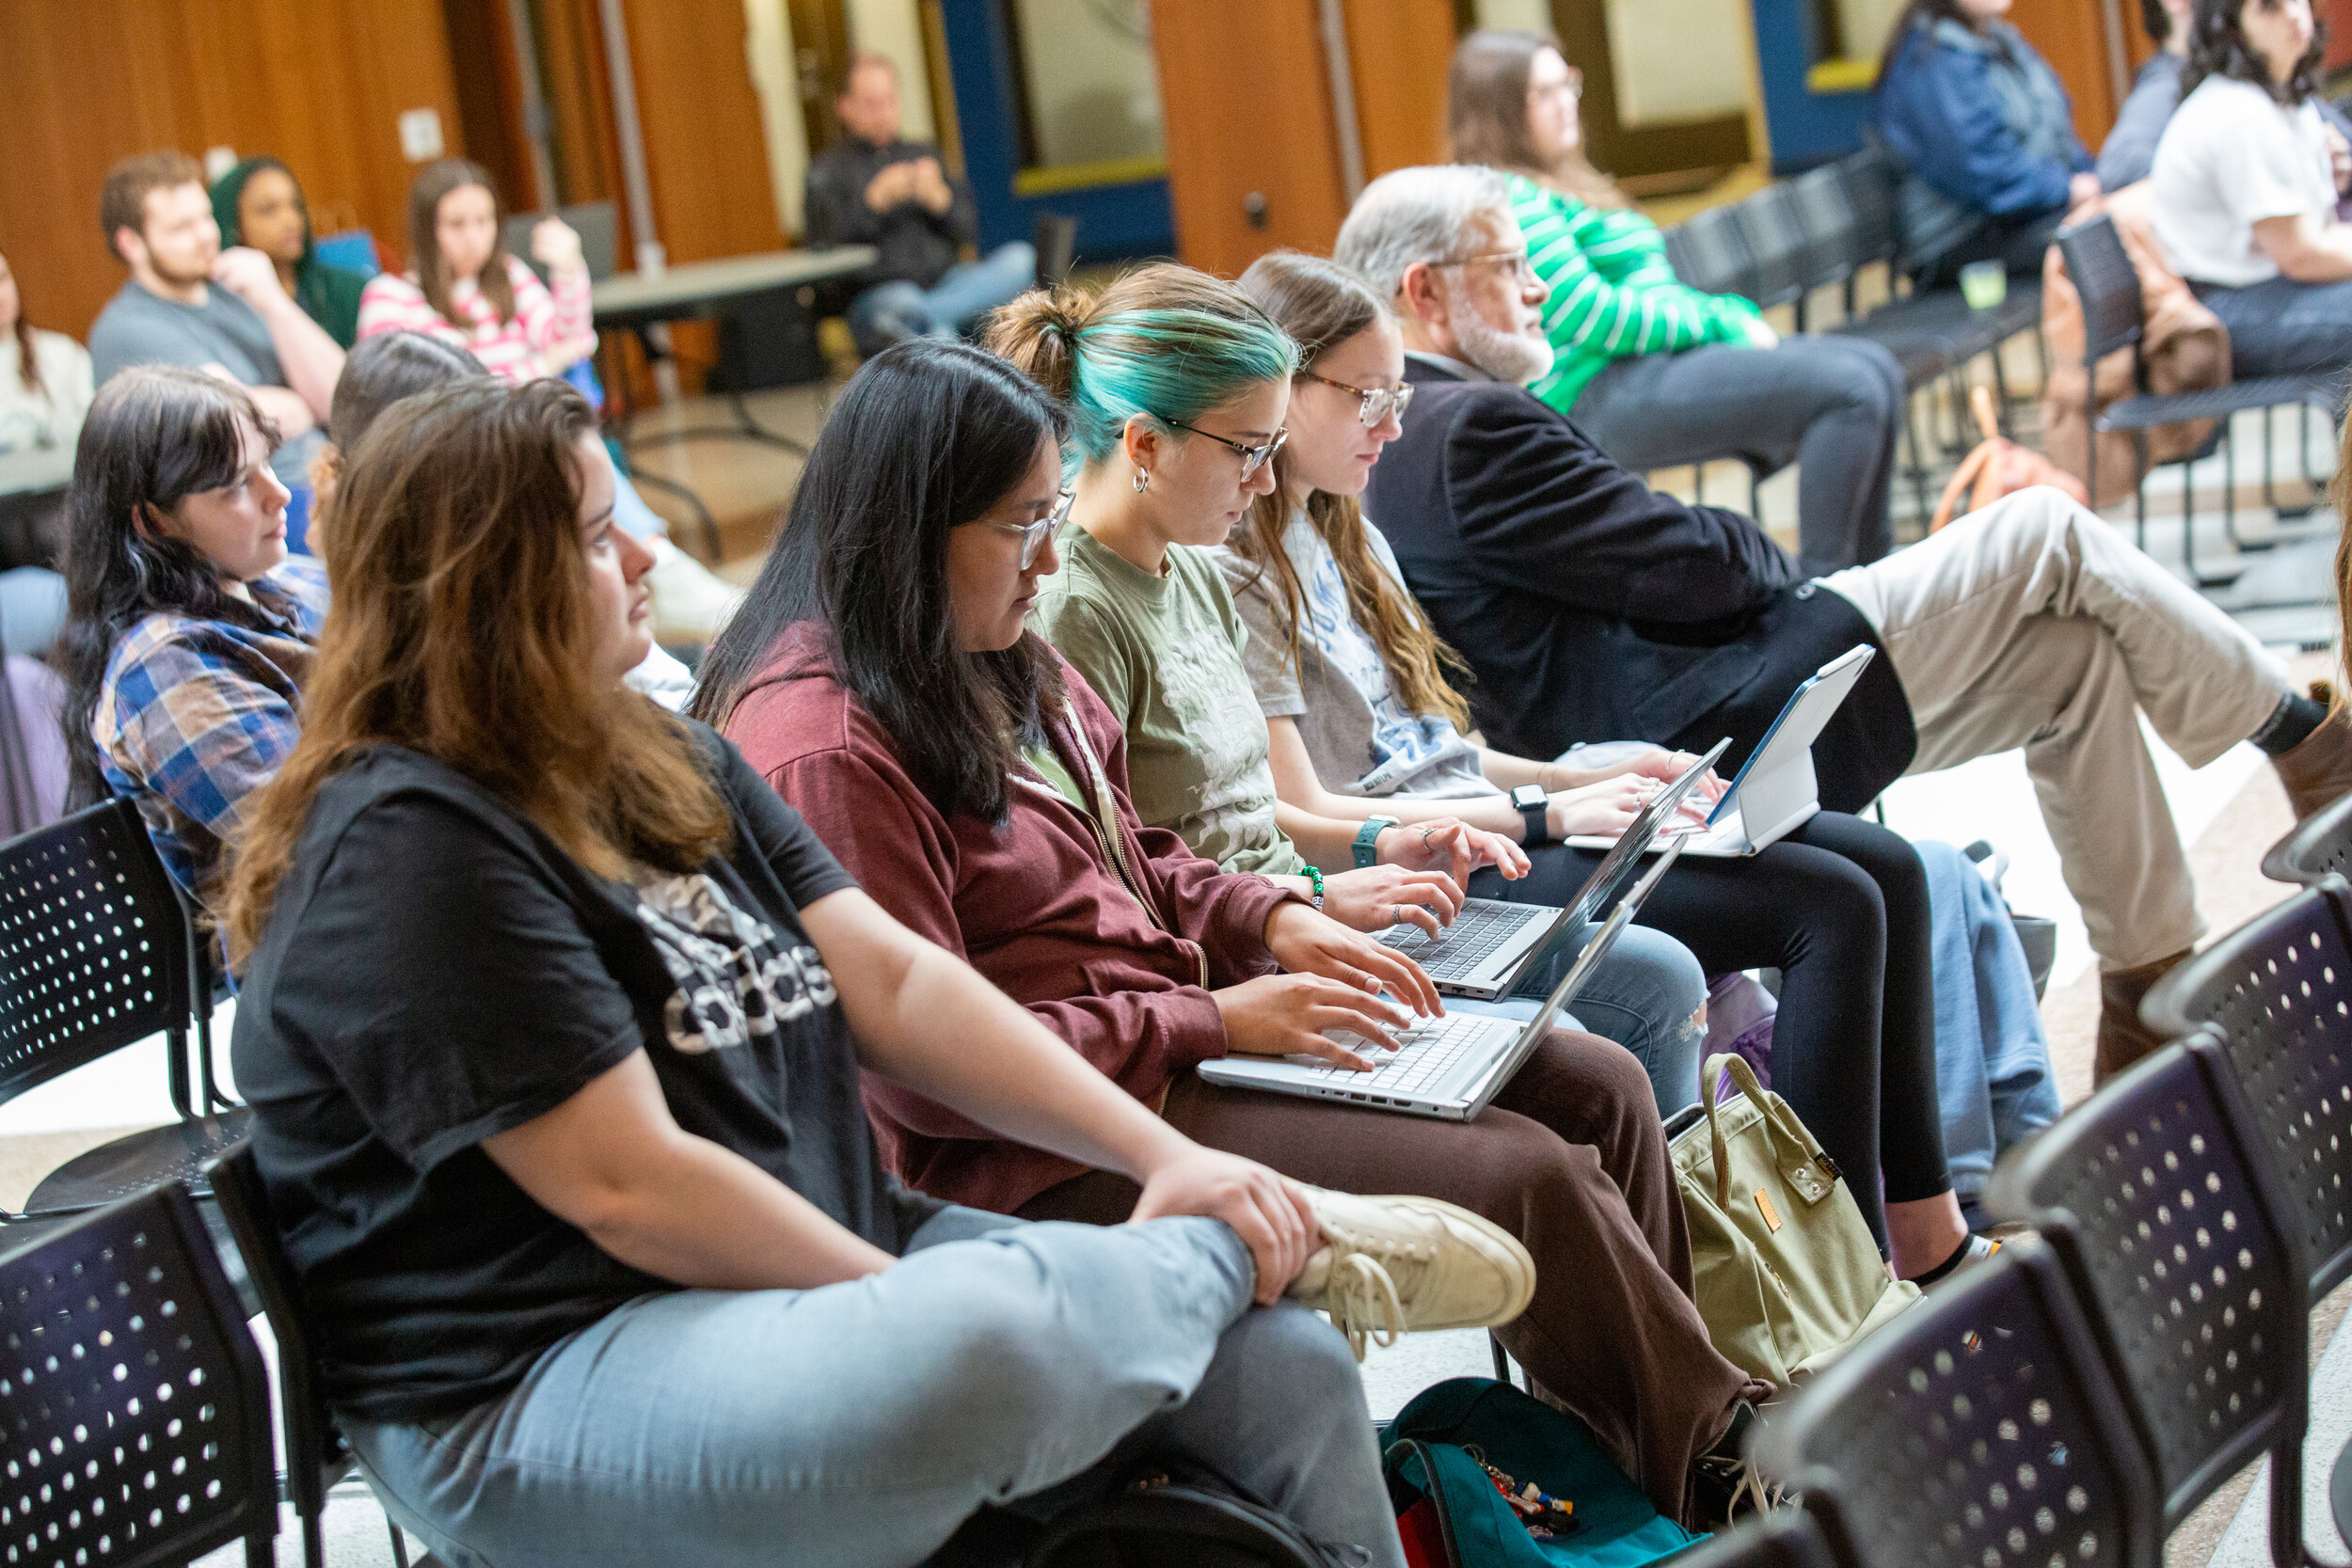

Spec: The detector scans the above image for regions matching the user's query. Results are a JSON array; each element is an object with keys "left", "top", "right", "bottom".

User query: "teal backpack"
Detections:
[{"left": 1379, "top": 1379, "right": 1708, "bottom": 1568}]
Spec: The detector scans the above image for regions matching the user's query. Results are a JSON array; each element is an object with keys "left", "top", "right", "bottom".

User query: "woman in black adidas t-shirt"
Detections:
[{"left": 222, "top": 379, "right": 1506, "bottom": 1568}]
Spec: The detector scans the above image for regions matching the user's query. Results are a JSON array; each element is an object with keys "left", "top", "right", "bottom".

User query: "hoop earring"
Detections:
[{"left": 1133, "top": 469, "right": 1150, "bottom": 493}]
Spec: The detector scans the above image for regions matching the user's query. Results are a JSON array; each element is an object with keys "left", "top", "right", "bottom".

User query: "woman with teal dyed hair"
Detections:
[
  {"left": 993, "top": 264, "right": 1526, "bottom": 934},
  {"left": 211, "top": 158, "right": 371, "bottom": 348}
]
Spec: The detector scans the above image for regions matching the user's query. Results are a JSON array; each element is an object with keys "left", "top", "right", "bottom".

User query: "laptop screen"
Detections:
[{"left": 1559, "top": 737, "right": 1727, "bottom": 929}]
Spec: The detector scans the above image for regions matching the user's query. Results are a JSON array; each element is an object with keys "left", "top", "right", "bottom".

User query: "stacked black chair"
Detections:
[
  {"left": 1033, "top": 212, "right": 1080, "bottom": 290},
  {"left": 0, "top": 799, "right": 245, "bottom": 1230},
  {"left": 2055, "top": 214, "right": 2340, "bottom": 589},
  {"left": 1756, "top": 1237, "right": 2163, "bottom": 1568},
  {"left": 2263, "top": 791, "right": 2352, "bottom": 886},
  {"left": 1789, "top": 165, "right": 1862, "bottom": 318},
  {"left": 207, "top": 1144, "right": 413, "bottom": 1568},
  {"left": 1985, "top": 1038, "right": 2314, "bottom": 1567},
  {"left": 0, "top": 1183, "right": 278, "bottom": 1566},
  {"left": 1665, "top": 204, "right": 1759, "bottom": 303},
  {"left": 2143, "top": 881, "right": 2352, "bottom": 1299},
  {"left": 1731, "top": 182, "right": 1814, "bottom": 323}
]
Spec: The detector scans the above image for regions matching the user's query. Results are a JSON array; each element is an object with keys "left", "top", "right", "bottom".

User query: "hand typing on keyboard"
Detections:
[{"left": 1214, "top": 971, "right": 1420, "bottom": 1071}]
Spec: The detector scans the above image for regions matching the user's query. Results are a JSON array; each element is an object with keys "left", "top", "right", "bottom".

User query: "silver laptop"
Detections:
[
  {"left": 1562, "top": 645, "right": 1875, "bottom": 859},
  {"left": 1377, "top": 738, "right": 1727, "bottom": 1000},
  {"left": 1198, "top": 841, "right": 1686, "bottom": 1120}
]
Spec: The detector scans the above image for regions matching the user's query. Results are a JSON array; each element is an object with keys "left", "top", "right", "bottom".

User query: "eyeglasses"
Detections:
[
  {"left": 1167, "top": 420, "right": 1288, "bottom": 480},
  {"left": 1297, "top": 372, "right": 1415, "bottom": 427},
  {"left": 975, "top": 484, "right": 1074, "bottom": 569},
  {"left": 1437, "top": 249, "right": 1539, "bottom": 286},
  {"left": 1529, "top": 65, "right": 1583, "bottom": 102}
]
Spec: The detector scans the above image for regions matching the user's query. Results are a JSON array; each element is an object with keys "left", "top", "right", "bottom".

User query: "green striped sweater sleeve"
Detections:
[{"left": 1507, "top": 174, "right": 1762, "bottom": 414}]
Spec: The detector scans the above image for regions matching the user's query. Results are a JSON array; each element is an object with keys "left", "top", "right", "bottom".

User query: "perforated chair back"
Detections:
[
  {"left": 1756, "top": 1238, "right": 2161, "bottom": 1568},
  {"left": 1667, "top": 206, "right": 1759, "bottom": 302},
  {"left": 206, "top": 1145, "right": 341, "bottom": 1517},
  {"left": 1836, "top": 145, "right": 1901, "bottom": 266},
  {"left": 1731, "top": 183, "right": 1810, "bottom": 310},
  {"left": 2056, "top": 215, "right": 2145, "bottom": 368},
  {"left": 1790, "top": 166, "right": 1862, "bottom": 292},
  {"left": 0, "top": 1183, "right": 277, "bottom": 1567},
  {"left": 1983, "top": 1039, "right": 2307, "bottom": 1558},
  {"left": 2144, "top": 881, "right": 2352, "bottom": 1296},
  {"left": 0, "top": 799, "right": 196, "bottom": 1114},
  {"left": 2262, "top": 791, "right": 2352, "bottom": 886}
]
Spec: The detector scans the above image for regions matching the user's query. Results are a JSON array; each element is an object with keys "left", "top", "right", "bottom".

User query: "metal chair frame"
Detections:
[
  {"left": 2054, "top": 214, "right": 2339, "bottom": 591},
  {"left": 2264, "top": 791, "right": 2352, "bottom": 887}
]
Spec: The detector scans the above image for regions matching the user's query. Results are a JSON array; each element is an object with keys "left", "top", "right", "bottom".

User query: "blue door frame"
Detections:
[{"left": 938, "top": 0, "right": 1176, "bottom": 261}]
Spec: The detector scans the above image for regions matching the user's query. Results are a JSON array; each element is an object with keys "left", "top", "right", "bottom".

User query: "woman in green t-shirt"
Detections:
[{"left": 1447, "top": 29, "right": 1909, "bottom": 577}]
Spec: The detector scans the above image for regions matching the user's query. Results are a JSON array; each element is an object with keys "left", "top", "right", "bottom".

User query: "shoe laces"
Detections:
[
  {"left": 1693, "top": 1449, "right": 1790, "bottom": 1522},
  {"left": 1320, "top": 1229, "right": 1434, "bottom": 1357}
]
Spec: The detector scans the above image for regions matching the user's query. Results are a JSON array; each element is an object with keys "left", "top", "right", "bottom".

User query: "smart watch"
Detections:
[
  {"left": 1511, "top": 784, "right": 1549, "bottom": 846},
  {"left": 1352, "top": 815, "right": 1400, "bottom": 869}
]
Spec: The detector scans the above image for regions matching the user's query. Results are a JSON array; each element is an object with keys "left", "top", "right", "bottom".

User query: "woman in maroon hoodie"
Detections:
[{"left": 694, "top": 336, "right": 1772, "bottom": 1528}]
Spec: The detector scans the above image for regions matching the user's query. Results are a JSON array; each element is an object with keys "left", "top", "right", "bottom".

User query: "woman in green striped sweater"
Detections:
[{"left": 1447, "top": 29, "right": 1909, "bottom": 576}]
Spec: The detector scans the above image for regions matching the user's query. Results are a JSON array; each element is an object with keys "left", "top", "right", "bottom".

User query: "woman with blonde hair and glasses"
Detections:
[
  {"left": 1221, "top": 248, "right": 1985, "bottom": 1285},
  {"left": 1447, "top": 29, "right": 1908, "bottom": 575}
]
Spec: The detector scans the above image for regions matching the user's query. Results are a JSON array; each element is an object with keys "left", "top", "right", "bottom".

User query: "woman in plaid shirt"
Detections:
[{"left": 56, "top": 366, "right": 324, "bottom": 902}]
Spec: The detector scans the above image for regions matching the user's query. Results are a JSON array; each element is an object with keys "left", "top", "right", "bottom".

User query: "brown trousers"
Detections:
[{"left": 1019, "top": 1028, "right": 1765, "bottom": 1526}]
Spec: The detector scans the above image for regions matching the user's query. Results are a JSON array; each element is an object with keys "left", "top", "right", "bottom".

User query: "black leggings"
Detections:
[{"left": 1469, "top": 811, "right": 1947, "bottom": 1243}]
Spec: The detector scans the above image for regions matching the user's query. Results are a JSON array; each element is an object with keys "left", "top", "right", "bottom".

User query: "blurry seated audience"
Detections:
[
  {"left": 358, "top": 158, "right": 595, "bottom": 385},
  {"left": 87, "top": 150, "right": 342, "bottom": 494},
  {"left": 2102, "top": 0, "right": 2352, "bottom": 190},
  {"left": 804, "top": 50, "right": 1037, "bottom": 358},
  {"left": 358, "top": 158, "right": 741, "bottom": 646},
  {"left": 225, "top": 374, "right": 1451, "bottom": 1568},
  {"left": 1339, "top": 164, "right": 2352, "bottom": 1085},
  {"left": 312, "top": 332, "right": 696, "bottom": 711},
  {"left": 1220, "top": 250, "right": 1975, "bottom": 1275},
  {"left": 694, "top": 339, "right": 1778, "bottom": 1529},
  {"left": 988, "top": 262, "right": 1715, "bottom": 1117},
  {"left": 1448, "top": 29, "right": 1906, "bottom": 574},
  {"left": 2150, "top": 0, "right": 2352, "bottom": 410},
  {"left": 0, "top": 249, "right": 94, "bottom": 456},
  {"left": 1876, "top": 0, "right": 2099, "bottom": 288},
  {"left": 210, "top": 156, "right": 370, "bottom": 348},
  {"left": 57, "top": 367, "right": 321, "bottom": 901}
]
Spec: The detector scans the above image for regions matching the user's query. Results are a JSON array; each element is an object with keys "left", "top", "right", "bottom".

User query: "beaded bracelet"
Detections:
[{"left": 1303, "top": 864, "right": 1325, "bottom": 910}]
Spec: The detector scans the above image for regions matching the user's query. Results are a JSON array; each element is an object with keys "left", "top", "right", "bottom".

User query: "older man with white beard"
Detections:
[{"left": 1343, "top": 162, "right": 2352, "bottom": 1082}]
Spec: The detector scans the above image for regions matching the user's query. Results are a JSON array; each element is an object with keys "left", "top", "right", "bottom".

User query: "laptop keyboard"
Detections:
[
  {"left": 1380, "top": 900, "right": 1533, "bottom": 979},
  {"left": 1304, "top": 1012, "right": 1494, "bottom": 1096}
]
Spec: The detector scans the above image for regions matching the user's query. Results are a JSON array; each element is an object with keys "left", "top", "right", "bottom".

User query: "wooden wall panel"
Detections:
[
  {"left": 0, "top": 0, "right": 463, "bottom": 339},
  {"left": 1153, "top": 0, "right": 1350, "bottom": 278},
  {"left": 621, "top": 0, "right": 789, "bottom": 266},
  {"left": 1342, "top": 0, "right": 1456, "bottom": 182},
  {"left": 2009, "top": 0, "right": 2122, "bottom": 152}
]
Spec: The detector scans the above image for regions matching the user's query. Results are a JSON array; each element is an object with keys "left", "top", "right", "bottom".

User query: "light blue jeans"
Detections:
[
  {"left": 344, "top": 1210, "right": 1403, "bottom": 1568},
  {"left": 1454, "top": 922, "right": 1708, "bottom": 1117},
  {"left": 848, "top": 243, "right": 1039, "bottom": 357}
]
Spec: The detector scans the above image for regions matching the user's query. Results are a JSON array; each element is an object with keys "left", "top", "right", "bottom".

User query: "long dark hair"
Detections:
[
  {"left": 4, "top": 254, "right": 42, "bottom": 400},
  {"left": 1879, "top": 0, "right": 1974, "bottom": 83},
  {"left": 691, "top": 340, "right": 1070, "bottom": 825},
  {"left": 2183, "top": 0, "right": 2327, "bottom": 103},
  {"left": 58, "top": 367, "right": 281, "bottom": 811},
  {"left": 407, "top": 158, "right": 518, "bottom": 326}
]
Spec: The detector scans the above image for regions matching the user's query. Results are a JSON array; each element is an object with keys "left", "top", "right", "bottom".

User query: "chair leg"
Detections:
[
  {"left": 2264, "top": 404, "right": 2278, "bottom": 514},
  {"left": 304, "top": 1511, "right": 326, "bottom": 1568},
  {"left": 389, "top": 1516, "right": 413, "bottom": 1568},
  {"left": 1991, "top": 352, "right": 2014, "bottom": 438},
  {"left": 1489, "top": 1332, "right": 1511, "bottom": 1383},
  {"left": 1902, "top": 390, "right": 1933, "bottom": 527},
  {"left": 2266, "top": 1432, "right": 2304, "bottom": 1568},
  {"left": 2222, "top": 424, "right": 2258, "bottom": 553}
]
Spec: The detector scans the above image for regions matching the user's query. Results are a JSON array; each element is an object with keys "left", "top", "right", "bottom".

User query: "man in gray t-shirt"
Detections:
[{"left": 88, "top": 151, "right": 342, "bottom": 487}]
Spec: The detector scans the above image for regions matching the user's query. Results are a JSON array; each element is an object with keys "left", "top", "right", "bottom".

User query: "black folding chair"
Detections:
[
  {"left": 0, "top": 798, "right": 246, "bottom": 1226},
  {"left": 2055, "top": 214, "right": 2340, "bottom": 589},
  {"left": 0, "top": 1183, "right": 278, "bottom": 1567},
  {"left": 502, "top": 199, "right": 621, "bottom": 285},
  {"left": 1667, "top": 1511, "right": 1840, "bottom": 1568},
  {"left": 2264, "top": 789, "right": 2352, "bottom": 886},
  {"left": 2143, "top": 880, "right": 2352, "bottom": 1298},
  {"left": 207, "top": 1144, "right": 416, "bottom": 1568},
  {"left": 1789, "top": 164, "right": 1862, "bottom": 316},
  {"left": 1985, "top": 1038, "right": 2316, "bottom": 1566},
  {"left": 1033, "top": 212, "right": 1079, "bottom": 290},
  {"left": 1664, "top": 204, "right": 1759, "bottom": 302},
  {"left": 1730, "top": 182, "right": 1813, "bottom": 322},
  {"left": 1756, "top": 1238, "right": 2163, "bottom": 1568}
]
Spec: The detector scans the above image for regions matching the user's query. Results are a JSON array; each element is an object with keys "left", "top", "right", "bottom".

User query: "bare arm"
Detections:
[
  {"left": 483, "top": 1050, "right": 897, "bottom": 1291},
  {"left": 2253, "top": 212, "right": 2352, "bottom": 282},
  {"left": 211, "top": 246, "right": 345, "bottom": 420},
  {"left": 206, "top": 372, "right": 317, "bottom": 439}
]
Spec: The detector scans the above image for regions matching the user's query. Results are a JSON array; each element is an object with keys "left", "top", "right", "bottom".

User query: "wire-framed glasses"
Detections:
[
  {"left": 1167, "top": 420, "right": 1289, "bottom": 479},
  {"left": 976, "top": 483, "right": 1075, "bottom": 568}
]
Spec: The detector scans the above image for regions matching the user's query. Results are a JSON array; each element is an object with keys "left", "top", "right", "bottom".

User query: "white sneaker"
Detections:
[
  {"left": 1286, "top": 1187, "right": 1535, "bottom": 1359},
  {"left": 645, "top": 537, "right": 746, "bottom": 647}
]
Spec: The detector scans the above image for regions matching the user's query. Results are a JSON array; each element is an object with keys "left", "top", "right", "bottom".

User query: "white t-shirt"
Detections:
[
  {"left": 0, "top": 328, "right": 94, "bottom": 455},
  {"left": 2151, "top": 76, "right": 2337, "bottom": 286}
]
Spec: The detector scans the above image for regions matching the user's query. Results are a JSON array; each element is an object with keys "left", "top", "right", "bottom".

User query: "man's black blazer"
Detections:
[{"left": 1362, "top": 357, "right": 1915, "bottom": 814}]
